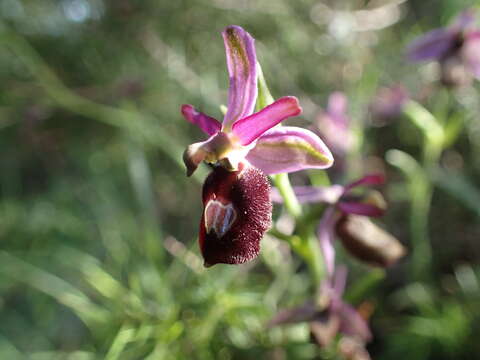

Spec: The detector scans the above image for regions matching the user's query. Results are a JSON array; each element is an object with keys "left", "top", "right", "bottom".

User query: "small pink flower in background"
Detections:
[
  {"left": 316, "top": 92, "right": 354, "bottom": 156},
  {"left": 272, "top": 175, "right": 405, "bottom": 272},
  {"left": 268, "top": 266, "right": 372, "bottom": 357},
  {"left": 406, "top": 9, "right": 480, "bottom": 86},
  {"left": 369, "top": 85, "right": 409, "bottom": 126},
  {"left": 269, "top": 176, "right": 404, "bottom": 355},
  {"left": 182, "top": 26, "right": 334, "bottom": 266}
]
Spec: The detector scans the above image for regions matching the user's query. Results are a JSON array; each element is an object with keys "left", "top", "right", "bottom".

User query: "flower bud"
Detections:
[
  {"left": 199, "top": 164, "right": 272, "bottom": 266},
  {"left": 335, "top": 215, "right": 406, "bottom": 267}
]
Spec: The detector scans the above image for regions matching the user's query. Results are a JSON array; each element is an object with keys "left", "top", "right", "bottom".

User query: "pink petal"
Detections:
[
  {"left": 338, "top": 201, "right": 386, "bottom": 217},
  {"left": 181, "top": 104, "right": 221, "bottom": 136},
  {"left": 406, "top": 28, "right": 457, "bottom": 62},
  {"left": 317, "top": 207, "right": 337, "bottom": 277},
  {"left": 317, "top": 111, "right": 353, "bottom": 155},
  {"left": 462, "top": 31, "right": 480, "bottom": 79},
  {"left": 453, "top": 9, "right": 476, "bottom": 30},
  {"left": 245, "top": 126, "right": 333, "bottom": 174},
  {"left": 327, "top": 92, "right": 348, "bottom": 121},
  {"left": 232, "top": 97, "right": 302, "bottom": 145},
  {"left": 344, "top": 174, "right": 385, "bottom": 193},
  {"left": 222, "top": 26, "right": 258, "bottom": 128},
  {"left": 332, "top": 266, "right": 348, "bottom": 299}
]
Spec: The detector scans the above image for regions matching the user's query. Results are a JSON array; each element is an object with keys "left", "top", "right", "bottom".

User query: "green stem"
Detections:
[
  {"left": 270, "top": 172, "right": 326, "bottom": 286},
  {"left": 397, "top": 101, "right": 448, "bottom": 282},
  {"left": 258, "top": 62, "right": 324, "bottom": 286},
  {"left": 386, "top": 149, "right": 433, "bottom": 282},
  {"left": 306, "top": 233, "right": 324, "bottom": 286},
  {"left": 409, "top": 174, "right": 433, "bottom": 281},
  {"left": 272, "top": 173, "right": 302, "bottom": 219}
]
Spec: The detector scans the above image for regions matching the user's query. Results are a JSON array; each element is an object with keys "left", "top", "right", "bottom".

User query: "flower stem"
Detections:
[
  {"left": 272, "top": 173, "right": 302, "bottom": 219},
  {"left": 390, "top": 101, "right": 445, "bottom": 282},
  {"left": 258, "top": 62, "right": 323, "bottom": 286}
]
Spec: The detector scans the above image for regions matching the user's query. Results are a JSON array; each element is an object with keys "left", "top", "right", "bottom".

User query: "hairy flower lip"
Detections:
[{"left": 199, "top": 164, "right": 272, "bottom": 266}]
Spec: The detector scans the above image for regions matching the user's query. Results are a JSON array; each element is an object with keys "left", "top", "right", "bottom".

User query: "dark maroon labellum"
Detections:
[{"left": 199, "top": 164, "right": 272, "bottom": 267}]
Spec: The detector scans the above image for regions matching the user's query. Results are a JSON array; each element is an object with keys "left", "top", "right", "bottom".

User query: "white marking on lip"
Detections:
[{"left": 204, "top": 200, "right": 237, "bottom": 238}]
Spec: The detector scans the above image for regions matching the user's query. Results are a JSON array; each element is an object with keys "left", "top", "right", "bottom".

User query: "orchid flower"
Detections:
[
  {"left": 316, "top": 92, "right": 353, "bottom": 156},
  {"left": 182, "top": 26, "right": 333, "bottom": 267},
  {"left": 268, "top": 266, "right": 372, "bottom": 356},
  {"left": 369, "top": 85, "right": 409, "bottom": 126},
  {"left": 406, "top": 10, "right": 480, "bottom": 86},
  {"left": 272, "top": 175, "right": 405, "bottom": 273}
]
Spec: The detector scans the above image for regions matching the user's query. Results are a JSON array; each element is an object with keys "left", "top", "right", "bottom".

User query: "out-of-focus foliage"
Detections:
[{"left": 1, "top": 0, "right": 480, "bottom": 359}]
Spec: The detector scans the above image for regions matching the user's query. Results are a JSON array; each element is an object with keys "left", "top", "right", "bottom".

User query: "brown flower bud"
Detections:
[{"left": 336, "top": 215, "right": 406, "bottom": 267}]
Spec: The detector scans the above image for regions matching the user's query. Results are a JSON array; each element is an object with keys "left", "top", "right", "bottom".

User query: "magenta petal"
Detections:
[
  {"left": 453, "top": 9, "right": 476, "bottom": 30},
  {"left": 317, "top": 207, "right": 337, "bottom": 277},
  {"left": 406, "top": 28, "right": 457, "bottom": 62},
  {"left": 332, "top": 266, "right": 348, "bottom": 299},
  {"left": 222, "top": 26, "right": 258, "bottom": 128},
  {"left": 344, "top": 174, "right": 385, "bottom": 193},
  {"left": 338, "top": 201, "right": 385, "bottom": 217},
  {"left": 327, "top": 92, "right": 348, "bottom": 124},
  {"left": 246, "top": 126, "right": 333, "bottom": 175},
  {"left": 232, "top": 97, "right": 302, "bottom": 145},
  {"left": 463, "top": 32, "right": 480, "bottom": 79},
  {"left": 181, "top": 104, "right": 221, "bottom": 136}
]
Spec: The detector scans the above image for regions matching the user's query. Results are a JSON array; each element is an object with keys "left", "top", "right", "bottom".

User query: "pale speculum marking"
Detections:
[{"left": 204, "top": 200, "right": 237, "bottom": 238}]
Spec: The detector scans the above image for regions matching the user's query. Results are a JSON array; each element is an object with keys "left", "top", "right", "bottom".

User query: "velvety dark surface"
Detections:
[{"left": 200, "top": 165, "right": 272, "bottom": 266}]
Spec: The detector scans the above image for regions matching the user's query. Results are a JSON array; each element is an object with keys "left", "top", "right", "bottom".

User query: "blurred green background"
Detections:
[{"left": 1, "top": 0, "right": 480, "bottom": 359}]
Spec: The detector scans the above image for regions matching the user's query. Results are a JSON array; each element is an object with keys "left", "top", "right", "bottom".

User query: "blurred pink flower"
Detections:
[
  {"left": 406, "top": 10, "right": 480, "bottom": 86},
  {"left": 272, "top": 174, "right": 404, "bottom": 271},
  {"left": 268, "top": 266, "right": 372, "bottom": 355},
  {"left": 369, "top": 85, "right": 409, "bottom": 126},
  {"left": 316, "top": 92, "right": 354, "bottom": 156}
]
